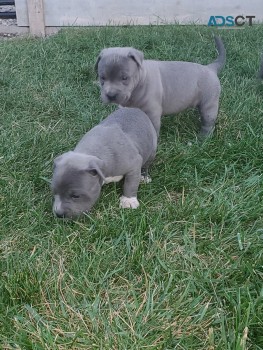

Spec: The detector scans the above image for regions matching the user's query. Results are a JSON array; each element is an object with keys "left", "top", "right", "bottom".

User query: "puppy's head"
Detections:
[
  {"left": 51, "top": 152, "right": 105, "bottom": 219},
  {"left": 95, "top": 47, "right": 144, "bottom": 105}
]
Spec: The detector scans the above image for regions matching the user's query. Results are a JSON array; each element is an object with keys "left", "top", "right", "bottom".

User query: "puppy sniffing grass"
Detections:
[{"left": 51, "top": 107, "right": 157, "bottom": 219}]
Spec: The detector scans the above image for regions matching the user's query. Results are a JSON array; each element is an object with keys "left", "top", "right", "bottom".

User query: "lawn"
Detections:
[{"left": 0, "top": 24, "right": 263, "bottom": 349}]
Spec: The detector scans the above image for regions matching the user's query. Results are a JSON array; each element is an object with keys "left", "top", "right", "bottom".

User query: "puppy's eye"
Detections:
[
  {"left": 122, "top": 76, "right": 128, "bottom": 81},
  {"left": 71, "top": 194, "right": 80, "bottom": 199},
  {"left": 100, "top": 76, "right": 105, "bottom": 85}
]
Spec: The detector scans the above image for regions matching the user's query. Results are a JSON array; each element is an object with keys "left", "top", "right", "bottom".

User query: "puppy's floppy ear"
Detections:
[
  {"left": 95, "top": 55, "right": 101, "bottom": 74},
  {"left": 53, "top": 154, "right": 64, "bottom": 168},
  {"left": 95, "top": 49, "right": 106, "bottom": 74},
  {"left": 128, "top": 48, "right": 144, "bottom": 68},
  {"left": 86, "top": 158, "right": 106, "bottom": 181},
  {"left": 53, "top": 151, "right": 74, "bottom": 169}
]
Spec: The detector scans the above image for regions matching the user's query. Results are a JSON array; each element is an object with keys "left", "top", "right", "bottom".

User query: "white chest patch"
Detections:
[{"left": 104, "top": 175, "right": 124, "bottom": 184}]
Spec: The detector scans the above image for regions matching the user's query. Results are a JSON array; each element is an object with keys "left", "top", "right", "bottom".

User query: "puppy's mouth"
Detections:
[
  {"left": 119, "top": 94, "right": 130, "bottom": 105},
  {"left": 102, "top": 92, "right": 129, "bottom": 105},
  {"left": 54, "top": 211, "right": 87, "bottom": 220},
  {"left": 53, "top": 206, "right": 85, "bottom": 219}
]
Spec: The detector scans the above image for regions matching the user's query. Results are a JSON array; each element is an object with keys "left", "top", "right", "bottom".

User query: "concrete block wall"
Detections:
[{"left": 15, "top": 0, "right": 262, "bottom": 35}]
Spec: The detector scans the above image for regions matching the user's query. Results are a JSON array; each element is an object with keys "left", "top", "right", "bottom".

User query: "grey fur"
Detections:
[
  {"left": 96, "top": 36, "right": 226, "bottom": 137},
  {"left": 51, "top": 107, "right": 157, "bottom": 218}
]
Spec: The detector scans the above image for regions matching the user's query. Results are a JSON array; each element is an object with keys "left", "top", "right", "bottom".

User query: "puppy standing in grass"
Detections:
[
  {"left": 95, "top": 36, "right": 226, "bottom": 137},
  {"left": 52, "top": 107, "right": 157, "bottom": 219}
]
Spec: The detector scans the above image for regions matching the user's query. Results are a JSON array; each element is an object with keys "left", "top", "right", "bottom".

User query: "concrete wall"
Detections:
[{"left": 16, "top": 0, "right": 262, "bottom": 27}]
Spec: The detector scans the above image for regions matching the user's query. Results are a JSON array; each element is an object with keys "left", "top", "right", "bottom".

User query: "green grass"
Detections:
[{"left": 0, "top": 24, "right": 263, "bottom": 349}]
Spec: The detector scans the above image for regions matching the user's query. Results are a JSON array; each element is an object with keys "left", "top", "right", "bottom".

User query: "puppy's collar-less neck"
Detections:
[
  {"left": 131, "top": 64, "right": 147, "bottom": 97},
  {"left": 137, "top": 64, "right": 147, "bottom": 86}
]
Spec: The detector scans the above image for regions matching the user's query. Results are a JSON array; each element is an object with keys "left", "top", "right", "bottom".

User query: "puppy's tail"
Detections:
[
  {"left": 258, "top": 54, "right": 263, "bottom": 79},
  {"left": 207, "top": 36, "right": 226, "bottom": 75}
]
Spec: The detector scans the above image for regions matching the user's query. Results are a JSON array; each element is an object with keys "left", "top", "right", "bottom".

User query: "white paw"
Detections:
[
  {"left": 120, "top": 196, "right": 139, "bottom": 209},
  {"left": 140, "top": 175, "right": 152, "bottom": 184}
]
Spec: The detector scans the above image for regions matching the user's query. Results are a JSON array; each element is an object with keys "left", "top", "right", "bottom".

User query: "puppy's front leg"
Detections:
[
  {"left": 120, "top": 157, "right": 142, "bottom": 209},
  {"left": 146, "top": 107, "right": 162, "bottom": 138}
]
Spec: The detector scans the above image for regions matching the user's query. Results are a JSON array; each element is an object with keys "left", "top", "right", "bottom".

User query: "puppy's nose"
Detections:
[
  {"left": 55, "top": 211, "right": 66, "bottom": 219},
  {"left": 106, "top": 92, "right": 118, "bottom": 101}
]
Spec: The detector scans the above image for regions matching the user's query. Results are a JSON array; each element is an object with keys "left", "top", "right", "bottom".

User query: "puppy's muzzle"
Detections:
[
  {"left": 106, "top": 92, "right": 118, "bottom": 102},
  {"left": 55, "top": 211, "right": 66, "bottom": 218}
]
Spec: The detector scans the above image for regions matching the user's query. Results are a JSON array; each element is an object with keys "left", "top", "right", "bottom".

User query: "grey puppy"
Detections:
[
  {"left": 95, "top": 36, "right": 226, "bottom": 137},
  {"left": 51, "top": 107, "right": 157, "bottom": 218}
]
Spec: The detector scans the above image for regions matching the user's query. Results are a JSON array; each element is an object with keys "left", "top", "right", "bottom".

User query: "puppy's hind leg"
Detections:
[{"left": 198, "top": 98, "right": 219, "bottom": 139}]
